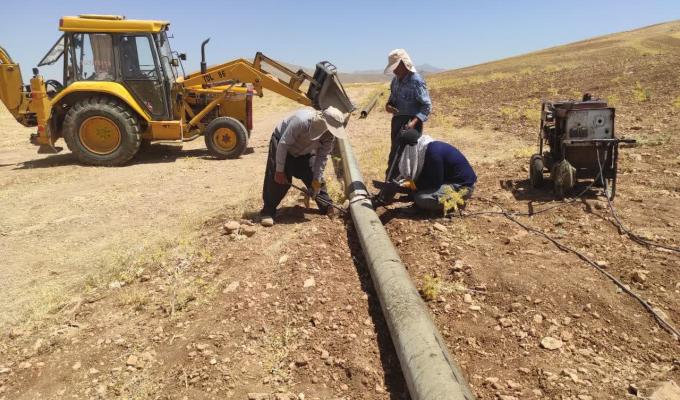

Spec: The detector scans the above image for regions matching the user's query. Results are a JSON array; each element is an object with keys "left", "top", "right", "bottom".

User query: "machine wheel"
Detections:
[
  {"left": 204, "top": 117, "right": 248, "bottom": 159},
  {"left": 63, "top": 96, "right": 141, "bottom": 166},
  {"left": 550, "top": 162, "right": 575, "bottom": 200},
  {"left": 529, "top": 154, "right": 544, "bottom": 188}
]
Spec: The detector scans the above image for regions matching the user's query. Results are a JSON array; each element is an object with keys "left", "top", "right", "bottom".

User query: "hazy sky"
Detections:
[{"left": 1, "top": 0, "right": 679, "bottom": 78}]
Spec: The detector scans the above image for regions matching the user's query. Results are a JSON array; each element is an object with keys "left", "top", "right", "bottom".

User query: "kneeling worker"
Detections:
[
  {"left": 397, "top": 129, "right": 477, "bottom": 212},
  {"left": 260, "top": 106, "right": 346, "bottom": 227}
]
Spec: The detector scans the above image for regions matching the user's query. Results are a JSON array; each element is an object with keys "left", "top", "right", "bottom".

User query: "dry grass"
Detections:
[
  {"left": 607, "top": 93, "right": 622, "bottom": 106},
  {"left": 672, "top": 96, "right": 680, "bottom": 109},
  {"left": 262, "top": 325, "right": 299, "bottom": 383},
  {"left": 513, "top": 145, "right": 536, "bottom": 159},
  {"left": 18, "top": 214, "right": 211, "bottom": 330},
  {"left": 633, "top": 81, "right": 652, "bottom": 102}
]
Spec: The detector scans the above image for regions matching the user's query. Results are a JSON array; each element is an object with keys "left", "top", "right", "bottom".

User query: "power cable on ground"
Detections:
[
  {"left": 595, "top": 147, "right": 680, "bottom": 253},
  {"left": 460, "top": 199, "right": 680, "bottom": 341}
]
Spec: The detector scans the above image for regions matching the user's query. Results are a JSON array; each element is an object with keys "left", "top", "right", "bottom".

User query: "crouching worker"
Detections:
[
  {"left": 397, "top": 129, "right": 477, "bottom": 213},
  {"left": 260, "top": 107, "right": 346, "bottom": 227}
]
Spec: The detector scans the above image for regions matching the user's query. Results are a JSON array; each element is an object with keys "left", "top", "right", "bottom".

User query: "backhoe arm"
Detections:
[
  {"left": 180, "top": 53, "right": 312, "bottom": 106},
  {"left": 0, "top": 45, "right": 32, "bottom": 124},
  {"left": 0, "top": 45, "right": 58, "bottom": 152}
]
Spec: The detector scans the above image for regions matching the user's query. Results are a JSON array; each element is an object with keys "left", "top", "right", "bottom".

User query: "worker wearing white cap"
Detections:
[
  {"left": 260, "top": 106, "right": 346, "bottom": 227},
  {"left": 384, "top": 49, "right": 432, "bottom": 179}
]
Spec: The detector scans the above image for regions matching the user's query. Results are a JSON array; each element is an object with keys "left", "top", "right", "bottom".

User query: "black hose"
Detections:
[
  {"left": 595, "top": 147, "right": 680, "bottom": 253},
  {"left": 461, "top": 200, "right": 680, "bottom": 341}
]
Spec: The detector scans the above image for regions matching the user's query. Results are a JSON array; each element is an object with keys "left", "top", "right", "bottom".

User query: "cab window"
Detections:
[
  {"left": 119, "top": 36, "right": 159, "bottom": 80},
  {"left": 70, "top": 33, "right": 115, "bottom": 81},
  {"left": 38, "top": 34, "right": 65, "bottom": 67},
  {"left": 119, "top": 35, "right": 165, "bottom": 117}
]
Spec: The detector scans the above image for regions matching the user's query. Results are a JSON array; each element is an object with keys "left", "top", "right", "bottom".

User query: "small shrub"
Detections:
[
  {"left": 672, "top": 97, "right": 680, "bottom": 109},
  {"left": 438, "top": 186, "right": 468, "bottom": 216},
  {"left": 500, "top": 106, "right": 519, "bottom": 119},
  {"left": 513, "top": 146, "right": 536, "bottom": 159},
  {"left": 607, "top": 94, "right": 621, "bottom": 107},
  {"left": 633, "top": 81, "right": 651, "bottom": 102},
  {"left": 523, "top": 108, "right": 542, "bottom": 122},
  {"left": 543, "top": 65, "right": 561, "bottom": 73},
  {"left": 120, "top": 290, "right": 150, "bottom": 311},
  {"left": 420, "top": 274, "right": 441, "bottom": 302}
]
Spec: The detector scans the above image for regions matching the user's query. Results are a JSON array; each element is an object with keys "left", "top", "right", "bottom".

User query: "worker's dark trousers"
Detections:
[
  {"left": 261, "top": 131, "right": 333, "bottom": 217},
  {"left": 386, "top": 115, "right": 423, "bottom": 179}
]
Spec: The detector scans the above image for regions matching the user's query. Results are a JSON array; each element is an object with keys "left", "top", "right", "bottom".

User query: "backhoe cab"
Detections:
[{"left": 0, "top": 14, "right": 353, "bottom": 166}]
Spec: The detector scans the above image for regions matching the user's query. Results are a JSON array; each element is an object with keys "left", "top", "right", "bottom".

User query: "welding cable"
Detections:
[
  {"left": 461, "top": 201, "right": 680, "bottom": 341},
  {"left": 523, "top": 177, "right": 600, "bottom": 216},
  {"left": 468, "top": 177, "right": 602, "bottom": 219},
  {"left": 595, "top": 147, "right": 680, "bottom": 253}
]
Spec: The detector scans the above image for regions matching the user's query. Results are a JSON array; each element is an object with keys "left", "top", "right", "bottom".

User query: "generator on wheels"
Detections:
[{"left": 528, "top": 95, "right": 635, "bottom": 200}]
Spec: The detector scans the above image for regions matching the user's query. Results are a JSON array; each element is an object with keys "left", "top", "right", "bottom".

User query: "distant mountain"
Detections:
[
  {"left": 417, "top": 64, "right": 445, "bottom": 74},
  {"left": 250, "top": 57, "right": 443, "bottom": 84},
  {"left": 352, "top": 63, "right": 444, "bottom": 76},
  {"left": 342, "top": 64, "right": 444, "bottom": 83}
]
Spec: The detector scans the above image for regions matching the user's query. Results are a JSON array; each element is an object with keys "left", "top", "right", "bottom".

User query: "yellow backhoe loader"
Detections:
[{"left": 0, "top": 14, "right": 353, "bottom": 166}]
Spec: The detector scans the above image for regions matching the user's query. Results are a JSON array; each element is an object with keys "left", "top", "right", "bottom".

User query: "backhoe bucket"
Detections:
[{"left": 307, "top": 62, "right": 354, "bottom": 114}]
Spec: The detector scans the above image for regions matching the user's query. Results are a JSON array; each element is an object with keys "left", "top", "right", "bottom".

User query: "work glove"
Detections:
[
  {"left": 311, "top": 179, "right": 322, "bottom": 196},
  {"left": 399, "top": 179, "right": 417, "bottom": 191}
]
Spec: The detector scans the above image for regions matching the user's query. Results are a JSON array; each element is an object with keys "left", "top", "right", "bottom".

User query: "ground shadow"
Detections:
[
  {"left": 344, "top": 222, "right": 410, "bottom": 400},
  {"left": 504, "top": 178, "right": 603, "bottom": 210},
  {"left": 13, "top": 152, "right": 79, "bottom": 169},
  {"left": 378, "top": 204, "right": 441, "bottom": 225},
  {"left": 270, "top": 205, "right": 315, "bottom": 225},
  {"left": 13, "top": 144, "right": 255, "bottom": 170},
  {"left": 135, "top": 146, "right": 208, "bottom": 164}
]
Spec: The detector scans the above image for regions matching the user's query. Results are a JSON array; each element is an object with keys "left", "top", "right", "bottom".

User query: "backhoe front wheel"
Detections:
[
  {"left": 204, "top": 117, "right": 248, "bottom": 159},
  {"left": 63, "top": 96, "right": 141, "bottom": 166}
]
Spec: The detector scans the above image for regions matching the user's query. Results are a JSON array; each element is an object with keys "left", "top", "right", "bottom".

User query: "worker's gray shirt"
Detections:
[{"left": 275, "top": 108, "right": 334, "bottom": 181}]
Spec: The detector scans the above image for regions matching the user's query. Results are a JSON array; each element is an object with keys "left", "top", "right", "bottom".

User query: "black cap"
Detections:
[{"left": 399, "top": 128, "right": 421, "bottom": 146}]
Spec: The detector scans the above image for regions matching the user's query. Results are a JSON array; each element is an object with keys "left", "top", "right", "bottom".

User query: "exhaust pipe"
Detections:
[
  {"left": 337, "top": 136, "right": 476, "bottom": 400},
  {"left": 200, "top": 38, "right": 210, "bottom": 75}
]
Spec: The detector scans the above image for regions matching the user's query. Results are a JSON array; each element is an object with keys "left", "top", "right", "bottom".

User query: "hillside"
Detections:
[
  {"left": 426, "top": 21, "right": 680, "bottom": 140},
  {"left": 347, "top": 20, "right": 680, "bottom": 399}
]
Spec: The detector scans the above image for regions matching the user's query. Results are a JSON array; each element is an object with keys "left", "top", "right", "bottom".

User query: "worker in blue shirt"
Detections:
[
  {"left": 396, "top": 129, "right": 476, "bottom": 212},
  {"left": 384, "top": 49, "right": 432, "bottom": 179}
]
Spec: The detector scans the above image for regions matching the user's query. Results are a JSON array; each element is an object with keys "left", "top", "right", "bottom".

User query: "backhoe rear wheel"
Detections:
[
  {"left": 204, "top": 117, "right": 248, "bottom": 159},
  {"left": 63, "top": 96, "right": 142, "bottom": 166}
]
